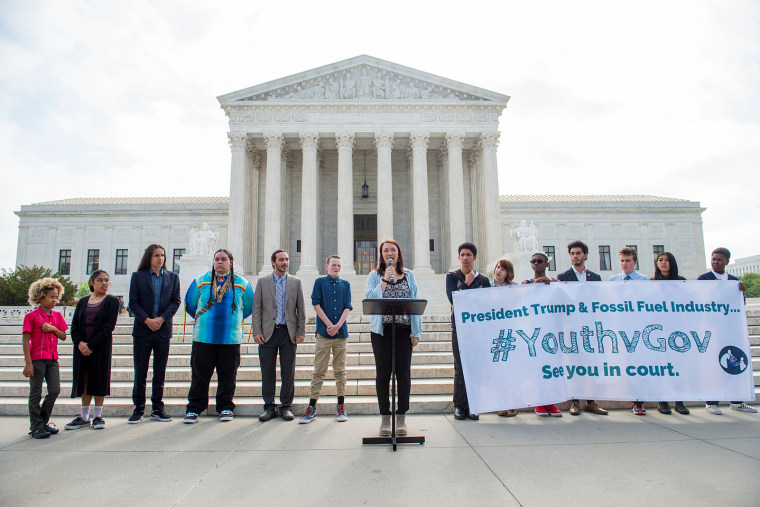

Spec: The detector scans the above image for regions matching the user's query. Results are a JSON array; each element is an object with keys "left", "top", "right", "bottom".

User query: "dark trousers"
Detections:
[
  {"left": 132, "top": 332, "right": 170, "bottom": 412},
  {"left": 29, "top": 359, "right": 60, "bottom": 431},
  {"left": 259, "top": 327, "right": 297, "bottom": 411},
  {"left": 371, "top": 324, "right": 413, "bottom": 415},
  {"left": 451, "top": 327, "right": 470, "bottom": 412},
  {"left": 186, "top": 341, "right": 241, "bottom": 414}
]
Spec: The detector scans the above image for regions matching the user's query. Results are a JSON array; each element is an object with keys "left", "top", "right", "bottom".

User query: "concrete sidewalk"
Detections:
[{"left": 1, "top": 410, "right": 759, "bottom": 506}]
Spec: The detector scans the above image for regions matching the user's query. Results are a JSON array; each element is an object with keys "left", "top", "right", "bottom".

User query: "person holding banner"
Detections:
[
  {"left": 492, "top": 258, "right": 520, "bottom": 417},
  {"left": 610, "top": 247, "right": 650, "bottom": 415},
  {"left": 557, "top": 241, "right": 608, "bottom": 416},
  {"left": 522, "top": 252, "right": 562, "bottom": 417},
  {"left": 366, "top": 239, "right": 422, "bottom": 437},
  {"left": 183, "top": 249, "right": 254, "bottom": 424},
  {"left": 699, "top": 247, "right": 756, "bottom": 415},
  {"left": 446, "top": 242, "right": 491, "bottom": 421},
  {"left": 652, "top": 252, "right": 690, "bottom": 415}
]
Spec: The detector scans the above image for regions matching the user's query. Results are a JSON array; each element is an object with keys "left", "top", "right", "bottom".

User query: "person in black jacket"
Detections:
[
  {"left": 557, "top": 241, "right": 608, "bottom": 416},
  {"left": 127, "top": 244, "right": 181, "bottom": 424},
  {"left": 65, "top": 270, "right": 119, "bottom": 430},
  {"left": 699, "top": 247, "right": 756, "bottom": 415},
  {"left": 446, "top": 242, "right": 491, "bottom": 421}
]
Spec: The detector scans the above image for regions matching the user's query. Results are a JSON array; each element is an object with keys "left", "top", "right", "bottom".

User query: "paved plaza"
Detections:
[{"left": 1, "top": 409, "right": 758, "bottom": 506}]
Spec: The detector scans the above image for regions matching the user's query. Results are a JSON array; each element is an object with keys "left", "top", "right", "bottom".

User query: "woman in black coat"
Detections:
[{"left": 65, "top": 270, "right": 119, "bottom": 430}]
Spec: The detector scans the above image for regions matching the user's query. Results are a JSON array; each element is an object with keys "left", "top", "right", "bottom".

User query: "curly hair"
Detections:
[{"left": 28, "top": 277, "right": 64, "bottom": 306}]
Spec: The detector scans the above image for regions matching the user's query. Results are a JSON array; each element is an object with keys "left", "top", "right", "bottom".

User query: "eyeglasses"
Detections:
[{"left": 530, "top": 259, "right": 545, "bottom": 264}]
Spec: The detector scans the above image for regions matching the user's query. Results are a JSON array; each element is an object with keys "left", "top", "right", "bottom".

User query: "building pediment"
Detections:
[{"left": 218, "top": 55, "right": 509, "bottom": 105}]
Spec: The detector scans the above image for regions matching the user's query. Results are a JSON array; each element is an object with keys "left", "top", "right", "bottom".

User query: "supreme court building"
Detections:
[{"left": 14, "top": 56, "right": 707, "bottom": 312}]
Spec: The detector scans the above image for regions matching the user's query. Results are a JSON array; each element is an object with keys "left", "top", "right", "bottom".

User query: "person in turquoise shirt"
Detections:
[{"left": 183, "top": 249, "right": 253, "bottom": 424}]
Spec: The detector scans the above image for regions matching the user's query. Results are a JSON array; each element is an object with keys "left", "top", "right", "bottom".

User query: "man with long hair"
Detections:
[{"left": 127, "top": 244, "right": 181, "bottom": 423}]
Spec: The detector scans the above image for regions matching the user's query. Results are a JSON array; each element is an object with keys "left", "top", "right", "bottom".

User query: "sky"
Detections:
[{"left": 1, "top": 0, "right": 759, "bottom": 270}]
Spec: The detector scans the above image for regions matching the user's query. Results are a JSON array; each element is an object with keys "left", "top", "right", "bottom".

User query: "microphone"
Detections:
[{"left": 387, "top": 257, "right": 394, "bottom": 283}]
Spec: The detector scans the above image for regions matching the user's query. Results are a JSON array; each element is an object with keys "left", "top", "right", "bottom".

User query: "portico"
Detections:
[{"left": 217, "top": 55, "right": 510, "bottom": 278}]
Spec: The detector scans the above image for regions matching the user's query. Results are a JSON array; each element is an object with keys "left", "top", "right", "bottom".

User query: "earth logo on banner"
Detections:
[{"left": 719, "top": 346, "right": 748, "bottom": 375}]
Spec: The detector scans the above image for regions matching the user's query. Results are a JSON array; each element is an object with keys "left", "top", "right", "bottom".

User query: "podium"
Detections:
[{"left": 362, "top": 298, "right": 427, "bottom": 451}]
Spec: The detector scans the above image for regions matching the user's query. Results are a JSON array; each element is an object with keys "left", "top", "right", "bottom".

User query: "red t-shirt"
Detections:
[{"left": 22, "top": 308, "right": 68, "bottom": 360}]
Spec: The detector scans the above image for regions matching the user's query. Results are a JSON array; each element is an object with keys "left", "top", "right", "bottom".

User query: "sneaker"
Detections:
[
  {"left": 150, "top": 409, "right": 173, "bottom": 422},
  {"left": 64, "top": 416, "right": 90, "bottom": 430},
  {"left": 657, "top": 402, "right": 672, "bottom": 415},
  {"left": 43, "top": 423, "right": 59, "bottom": 435},
  {"left": 674, "top": 402, "right": 690, "bottom": 415},
  {"left": 546, "top": 404, "right": 563, "bottom": 417},
  {"left": 730, "top": 402, "right": 757, "bottom": 413},
  {"left": 336, "top": 404, "right": 348, "bottom": 422},
  {"left": 92, "top": 417, "right": 106, "bottom": 429},
  {"left": 184, "top": 412, "right": 199, "bottom": 424},
  {"left": 220, "top": 410, "right": 234, "bottom": 422},
  {"left": 535, "top": 405, "right": 549, "bottom": 417},
  {"left": 632, "top": 402, "right": 646, "bottom": 415},
  {"left": 705, "top": 404, "right": 722, "bottom": 415},
  {"left": 30, "top": 427, "right": 51, "bottom": 439},
  {"left": 299, "top": 405, "right": 317, "bottom": 424},
  {"left": 127, "top": 409, "right": 143, "bottom": 424}
]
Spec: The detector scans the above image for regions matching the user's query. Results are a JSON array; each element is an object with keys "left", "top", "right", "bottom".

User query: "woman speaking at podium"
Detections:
[{"left": 365, "top": 239, "right": 422, "bottom": 438}]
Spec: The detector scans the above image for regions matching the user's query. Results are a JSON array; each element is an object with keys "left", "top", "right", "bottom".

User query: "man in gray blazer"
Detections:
[{"left": 252, "top": 250, "right": 306, "bottom": 421}]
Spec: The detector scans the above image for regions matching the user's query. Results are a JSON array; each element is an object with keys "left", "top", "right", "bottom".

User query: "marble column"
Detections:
[
  {"left": 245, "top": 143, "right": 260, "bottom": 274},
  {"left": 375, "top": 132, "right": 394, "bottom": 243},
  {"left": 410, "top": 132, "right": 433, "bottom": 273},
  {"left": 479, "top": 132, "right": 501, "bottom": 265},
  {"left": 297, "top": 132, "right": 320, "bottom": 276},
  {"left": 446, "top": 132, "right": 466, "bottom": 271},
  {"left": 260, "top": 132, "right": 284, "bottom": 276},
  {"left": 335, "top": 132, "right": 356, "bottom": 275},
  {"left": 227, "top": 132, "right": 247, "bottom": 273}
]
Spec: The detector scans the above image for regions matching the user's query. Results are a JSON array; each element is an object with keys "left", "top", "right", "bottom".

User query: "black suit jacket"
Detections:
[
  {"left": 128, "top": 269, "right": 181, "bottom": 339},
  {"left": 557, "top": 268, "right": 602, "bottom": 282},
  {"left": 697, "top": 271, "right": 739, "bottom": 281}
]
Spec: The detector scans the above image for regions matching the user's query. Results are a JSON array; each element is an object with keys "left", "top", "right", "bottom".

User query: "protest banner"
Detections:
[{"left": 453, "top": 281, "right": 754, "bottom": 414}]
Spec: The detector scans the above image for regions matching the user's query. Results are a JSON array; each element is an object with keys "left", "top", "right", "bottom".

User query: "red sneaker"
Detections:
[
  {"left": 546, "top": 404, "right": 563, "bottom": 417},
  {"left": 535, "top": 405, "right": 549, "bottom": 416}
]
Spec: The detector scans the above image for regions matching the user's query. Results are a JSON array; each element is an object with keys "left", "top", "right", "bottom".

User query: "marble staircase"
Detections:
[{"left": 0, "top": 309, "right": 757, "bottom": 417}]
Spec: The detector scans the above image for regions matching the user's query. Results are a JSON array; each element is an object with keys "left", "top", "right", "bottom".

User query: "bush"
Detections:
[{"left": 0, "top": 265, "right": 79, "bottom": 306}]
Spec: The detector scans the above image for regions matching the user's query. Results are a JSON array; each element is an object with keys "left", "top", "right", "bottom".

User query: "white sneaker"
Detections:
[
  {"left": 184, "top": 412, "right": 199, "bottom": 424},
  {"left": 705, "top": 404, "right": 722, "bottom": 415},
  {"left": 730, "top": 403, "right": 757, "bottom": 413},
  {"left": 219, "top": 410, "right": 234, "bottom": 421}
]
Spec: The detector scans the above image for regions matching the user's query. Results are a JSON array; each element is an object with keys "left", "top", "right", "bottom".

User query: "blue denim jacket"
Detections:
[{"left": 365, "top": 269, "right": 422, "bottom": 338}]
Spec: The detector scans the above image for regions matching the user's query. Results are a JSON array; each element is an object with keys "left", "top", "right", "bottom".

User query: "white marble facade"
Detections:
[
  {"left": 13, "top": 55, "right": 708, "bottom": 307},
  {"left": 220, "top": 55, "right": 508, "bottom": 278}
]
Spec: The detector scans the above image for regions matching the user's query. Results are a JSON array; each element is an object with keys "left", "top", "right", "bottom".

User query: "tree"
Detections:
[
  {"left": 741, "top": 272, "right": 760, "bottom": 298},
  {"left": 0, "top": 265, "right": 79, "bottom": 306}
]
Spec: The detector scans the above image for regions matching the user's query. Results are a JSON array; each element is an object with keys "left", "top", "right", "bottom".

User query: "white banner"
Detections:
[{"left": 453, "top": 281, "right": 755, "bottom": 414}]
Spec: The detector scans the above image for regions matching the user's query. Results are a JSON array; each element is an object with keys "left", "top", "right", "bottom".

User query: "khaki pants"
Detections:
[{"left": 310, "top": 334, "right": 348, "bottom": 400}]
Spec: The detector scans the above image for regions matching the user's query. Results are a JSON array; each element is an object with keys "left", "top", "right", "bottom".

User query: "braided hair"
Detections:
[{"left": 211, "top": 248, "right": 237, "bottom": 312}]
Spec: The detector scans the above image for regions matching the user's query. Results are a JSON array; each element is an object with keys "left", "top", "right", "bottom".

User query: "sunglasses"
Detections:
[{"left": 530, "top": 259, "right": 545, "bottom": 264}]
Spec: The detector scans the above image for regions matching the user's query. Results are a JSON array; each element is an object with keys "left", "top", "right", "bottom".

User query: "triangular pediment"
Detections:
[{"left": 218, "top": 55, "right": 509, "bottom": 105}]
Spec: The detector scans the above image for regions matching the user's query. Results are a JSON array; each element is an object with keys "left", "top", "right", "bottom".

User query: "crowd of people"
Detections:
[{"left": 20, "top": 240, "right": 755, "bottom": 439}]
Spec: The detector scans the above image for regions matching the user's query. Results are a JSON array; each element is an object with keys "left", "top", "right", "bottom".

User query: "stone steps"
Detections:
[{"left": 0, "top": 309, "right": 757, "bottom": 416}]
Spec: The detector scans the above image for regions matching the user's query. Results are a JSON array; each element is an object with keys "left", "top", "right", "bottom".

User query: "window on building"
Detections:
[
  {"left": 114, "top": 249, "right": 128, "bottom": 275},
  {"left": 172, "top": 249, "right": 185, "bottom": 274},
  {"left": 599, "top": 245, "right": 611, "bottom": 271},
  {"left": 296, "top": 240, "right": 301, "bottom": 253},
  {"left": 58, "top": 249, "right": 71, "bottom": 275},
  {"left": 543, "top": 246, "right": 556, "bottom": 271},
  {"left": 430, "top": 239, "right": 435, "bottom": 252},
  {"left": 86, "top": 249, "right": 100, "bottom": 275},
  {"left": 626, "top": 244, "right": 639, "bottom": 270},
  {"left": 653, "top": 245, "right": 664, "bottom": 258}
]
